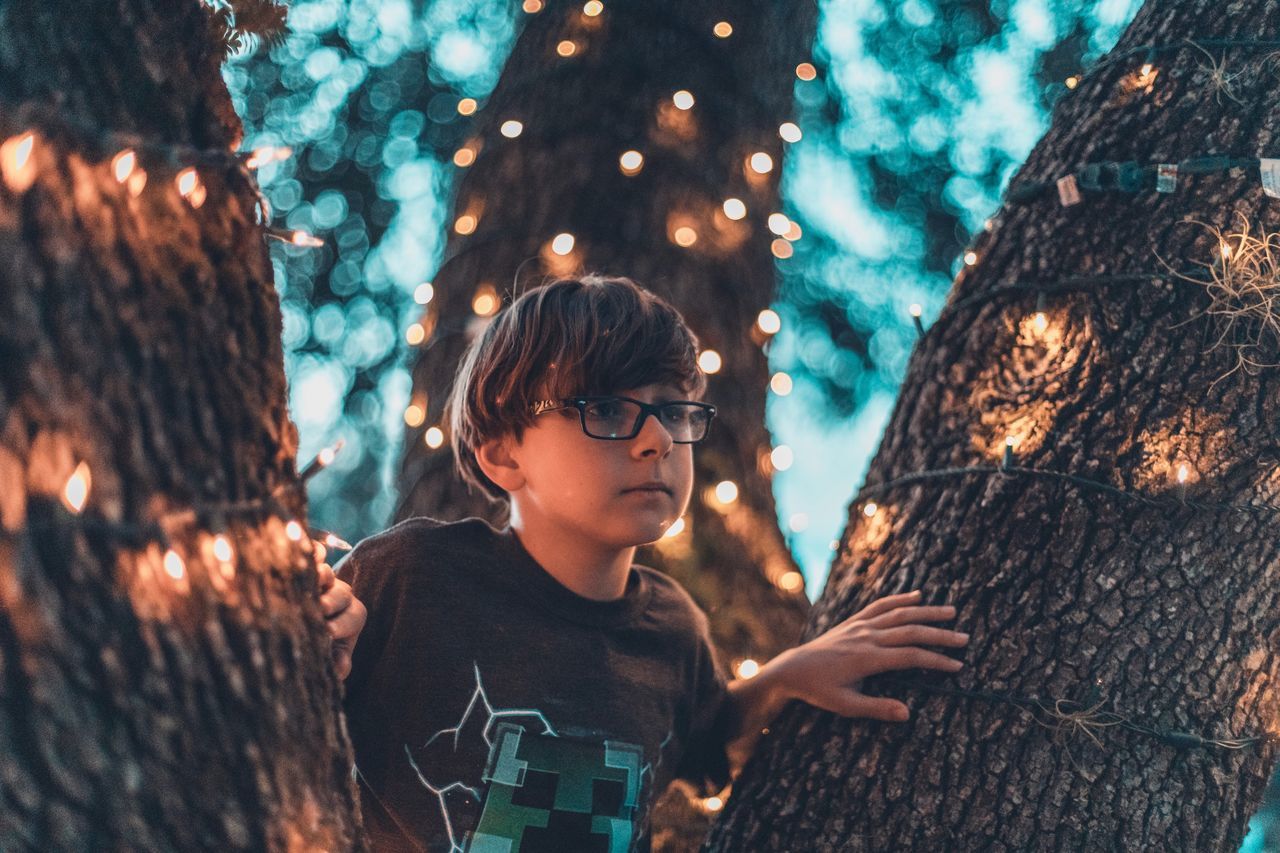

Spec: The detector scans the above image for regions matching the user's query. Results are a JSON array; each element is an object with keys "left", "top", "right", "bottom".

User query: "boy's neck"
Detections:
[{"left": 508, "top": 516, "right": 636, "bottom": 601}]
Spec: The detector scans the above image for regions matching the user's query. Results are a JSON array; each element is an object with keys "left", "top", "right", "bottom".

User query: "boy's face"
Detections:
[{"left": 502, "top": 382, "right": 696, "bottom": 549}]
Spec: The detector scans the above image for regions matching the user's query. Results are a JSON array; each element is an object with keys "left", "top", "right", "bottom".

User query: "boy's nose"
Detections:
[{"left": 632, "top": 412, "right": 674, "bottom": 457}]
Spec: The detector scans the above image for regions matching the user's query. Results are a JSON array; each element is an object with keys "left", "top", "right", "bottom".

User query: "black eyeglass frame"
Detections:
[{"left": 530, "top": 395, "right": 718, "bottom": 443}]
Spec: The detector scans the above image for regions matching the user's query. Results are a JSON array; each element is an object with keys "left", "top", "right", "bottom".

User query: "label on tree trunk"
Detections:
[
  {"left": 1156, "top": 163, "right": 1178, "bottom": 193},
  {"left": 1057, "top": 174, "right": 1081, "bottom": 206},
  {"left": 1261, "top": 159, "right": 1280, "bottom": 198}
]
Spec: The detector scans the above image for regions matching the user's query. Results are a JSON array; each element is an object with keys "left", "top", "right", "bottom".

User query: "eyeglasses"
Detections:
[{"left": 531, "top": 395, "right": 717, "bottom": 443}]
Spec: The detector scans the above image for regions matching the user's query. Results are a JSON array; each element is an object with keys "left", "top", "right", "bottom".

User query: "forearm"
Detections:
[{"left": 722, "top": 650, "right": 796, "bottom": 779}]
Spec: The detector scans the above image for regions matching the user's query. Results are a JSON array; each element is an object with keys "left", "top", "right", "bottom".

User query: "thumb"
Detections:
[{"left": 818, "top": 688, "right": 910, "bottom": 722}]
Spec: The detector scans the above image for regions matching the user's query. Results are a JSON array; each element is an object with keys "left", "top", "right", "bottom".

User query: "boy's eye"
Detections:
[{"left": 584, "top": 400, "right": 626, "bottom": 420}]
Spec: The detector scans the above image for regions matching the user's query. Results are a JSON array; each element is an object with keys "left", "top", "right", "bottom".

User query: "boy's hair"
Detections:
[{"left": 446, "top": 273, "right": 707, "bottom": 503}]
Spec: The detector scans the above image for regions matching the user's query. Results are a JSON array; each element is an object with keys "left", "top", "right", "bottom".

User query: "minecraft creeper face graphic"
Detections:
[{"left": 465, "top": 721, "right": 644, "bottom": 852}]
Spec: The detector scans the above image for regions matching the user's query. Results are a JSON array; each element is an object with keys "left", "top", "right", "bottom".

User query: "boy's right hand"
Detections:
[
  {"left": 769, "top": 589, "right": 969, "bottom": 722},
  {"left": 318, "top": 562, "right": 368, "bottom": 681}
]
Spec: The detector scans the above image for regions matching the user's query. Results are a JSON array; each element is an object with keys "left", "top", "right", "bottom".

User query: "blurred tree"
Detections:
[
  {"left": 0, "top": 1, "right": 362, "bottom": 848},
  {"left": 706, "top": 0, "right": 1280, "bottom": 848}
]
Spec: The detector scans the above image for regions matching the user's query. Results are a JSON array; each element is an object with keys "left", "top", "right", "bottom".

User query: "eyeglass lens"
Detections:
[{"left": 581, "top": 399, "right": 711, "bottom": 442}]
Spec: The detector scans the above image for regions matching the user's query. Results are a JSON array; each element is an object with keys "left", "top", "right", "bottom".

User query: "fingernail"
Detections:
[
  {"left": 949, "top": 659, "right": 964, "bottom": 669},
  {"left": 959, "top": 633, "right": 970, "bottom": 642}
]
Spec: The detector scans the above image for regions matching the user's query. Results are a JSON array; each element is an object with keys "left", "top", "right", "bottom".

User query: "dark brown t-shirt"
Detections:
[{"left": 336, "top": 515, "right": 732, "bottom": 853}]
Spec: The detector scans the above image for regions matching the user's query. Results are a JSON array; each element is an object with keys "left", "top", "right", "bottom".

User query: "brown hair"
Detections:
[{"left": 446, "top": 273, "right": 706, "bottom": 502}]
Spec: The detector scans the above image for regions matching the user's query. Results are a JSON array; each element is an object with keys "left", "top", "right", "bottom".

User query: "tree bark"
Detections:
[
  {"left": 396, "top": 1, "right": 814, "bottom": 693},
  {"left": 707, "top": 0, "right": 1280, "bottom": 849},
  {"left": 0, "top": 2, "right": 362, "bottom": 849}
]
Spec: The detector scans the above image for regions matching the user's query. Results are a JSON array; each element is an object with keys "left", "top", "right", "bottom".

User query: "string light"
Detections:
[
  {"left": 290, "top": 230, "right": 324, "bottom": 248},
  {"left": 735, "top": 659, "right": 760, "bottom": 678},
  {"left": 111, "top": 149, "right": 137, "bottom": 183},
  {"left": 453, "top": 147, "right": 476, "bottom": 167},
  {"left": 863, "top": 502, "right": 878, "bottom": 518},
  {"left": 424, "top": 426, "right": 445, "bottom": 449},
  {"left": 770, "top": 445, "right": 793, "bottom": 471},
  {"left": 472, "top": 285, "right": 499, "bottom": 316},
  {"left": 212, "top": 534, "right": 234, "bottom": 563},
  {"left": 770, "top": 239, "right": 793, "bottom": 259},
  {"left": 556, "top": 40, "right": 577, "bottom": 57},
  {"left": 285, "top": 520, "right": 305, "bottom": 542},
  {"left": 455, "top": 214, "right": 478, "bottom": 235},
  {"left": 405, "top": 323, "right": 426, "bottom": 345},
  {"left": 770, "top": 372, "right": 793, "bottom": 396},
  {"left": 1032, "top": 311, "right": 1049, "bottom": 334},
  {"left": 713, "top": 21, "right": 733, "bottom": 38},
  {"left": 1065, "top": 75, "right": 1080, "bottom": 89},
  {"left": 1, "top": 130, "right": 37, "bottom": 192},
  {"left": 672, "top": 226, "right": 698, "bottom": 247},
  {"left": 244, "top": 145, "right": 292, "bottom": 170},
  {"left": 783, "top": 220, "right": 802, "bottom": 242},
  {"left": 62, "top": 461, "right": 91, "bottom": 514},
  {"left": 583, "top": 0, "right": 603, "bottom": 16},
  {"left": 163, "top": 548, "right": 187, "bottom": 580},
  {"left": 704, "top": 796, "right": 724, "bottom": 812},
  {"left": 522, "top": 0, "right": 543, "bottom": 11},
  {"left": 963, "top": 250, "right": 978, "bottom": 266},
  {"left": 663, "top": 516, "right": 686, "bottom": 538},
  {"left": 500, "top": 120, "right": 524, "bottom": 138},
  {"left": 414, "top": 282, "right": 435, "bottom": 304},
  {"left": 618, "top": 150, "right": 644, "bottom": 175},
  {"left": 300, "top": 439, "right": 345, "bottom": 480},
  {"left": 698, "top": 350, "right": 722, "bottom": 374},
  {"left": 714, "top": 480, "right": 739, "bottom": 505},
  {"left": 457, "top": 98, "right": 478, "bottom": 116},
  {"left": 795, "top": 62, "right": 817, "bottom": 81},
  {"left": 404, "top": 403, "right": 426, "bottom": 427},
  {"left": 322, "top": 532, "right": 353, "bottom": 551},
  {"left": 722, "top": 198, "right": 746, "bottom": 220},
  {"left": 175, "top": 167, "right": 206, "bottom": 208},
  {"left": 779, "top": 122, "right": 802, "bottom": 143},
  {"left": 777, "top": 571, "right": 804, "bottom": 592},
  {"left": 551, "top": 233, "right": 575, "bottom": 255},
  {"left": 672, "top": 90, "right": 695, "bottom": 111},
  {"left": 1002, "top": 435, "right": 1018, "bottom": 470},
  {"left": 748, "top": 152, "right": 774, "bottom": 174},
  {"left": 756, "top": 309, "right": 781, "bottom": 334},
  {"left": 767, "top": 213, "right": 791, "bottom": 236},
  {"left": 788, "top": 513, "right": 809, "bottom": 532},
  {"left": 909, "top": 303, "right": 925, "bottom": 337}
]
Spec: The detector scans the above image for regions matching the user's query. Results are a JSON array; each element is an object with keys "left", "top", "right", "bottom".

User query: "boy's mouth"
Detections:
[{"left": 623, "top": 482, "right": 672, "bottom": 495}]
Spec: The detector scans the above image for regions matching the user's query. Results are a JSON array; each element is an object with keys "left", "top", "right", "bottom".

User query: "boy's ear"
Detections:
[{"left": 474, "top": 435, "right": 526, "bottom": 493}]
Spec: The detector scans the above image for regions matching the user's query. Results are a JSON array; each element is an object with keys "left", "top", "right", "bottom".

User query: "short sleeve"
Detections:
[{"left": 672, "top": 609, "right": 733, "bottom": 796}]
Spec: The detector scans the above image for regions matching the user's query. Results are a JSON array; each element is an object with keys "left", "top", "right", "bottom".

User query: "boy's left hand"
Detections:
[
  {"left": 317, "top": 562, "right": 367, "bottom": 681},
  {"left": 772, "top": 589, "right": 968, "bottom": 722}
]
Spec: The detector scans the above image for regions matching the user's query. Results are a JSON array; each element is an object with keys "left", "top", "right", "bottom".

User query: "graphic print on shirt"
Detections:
[{"left": 402, "top": 662, "right": 673, "bottom": 853}]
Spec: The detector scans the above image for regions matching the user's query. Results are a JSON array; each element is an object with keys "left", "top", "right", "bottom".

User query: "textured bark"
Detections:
[
  {"left": 396, "top": 4, "right": 814, "bottom": 690},
  {"left": 706, "top": 0, "right": 1280, "bottom": 849},
  {"left": 0, "top": 2, "right": 363, "bottom": 849}
]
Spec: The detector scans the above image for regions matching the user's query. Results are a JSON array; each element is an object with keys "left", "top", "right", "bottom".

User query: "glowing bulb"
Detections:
[
  {"left": 663, "top": 516, "right": 686, "bottom": 538},
  {"left": 62, "top": 461, "right": 91, "bottom": 513},
  {"left": 963, "top": 251, "right": 978, "bottom": 266},
  {"left": 795, "top": 62, "right": 817, "bottom": 81},
  {"left": 500, "top": 120, "right": 524, "bottom": 138},
  {"left": 472, "top": 291, "right": 498, "bottom": 316},
  {"left": 722, "top": 198, "right": 746, "bottom": 220},
  {"left": 324, "top": 533, "right": 353, "bottom": 551},
  {"left": 1176, "top": 463, "right": 1189, "bottom": 484},
  {"left": 698, "top": 350, "right": 722, "bottom": 374},
  {"left": 673, "top": 226, "right": 698, "bottom": 247},
  {"left": 1065, "top": 75, "right": 1079, "bottom": 89},
  {"left": 455, "top": 214, "right": 478, "bottom": 235},
  {"left": 778, "top": 571, "right": 804, "bottom": 592},
  {"left": 457, "top": 98, "right": 478, "bottom": 115},
  {"left": 1032, "top": 312, "right": 1048, "bottom": 333},
  {"left": 736, "top": 658, "right": 760, "bottom": 678},
  {"left": 714, "top": 480, "right": 739, "bottom": 504},
  {"left": 771, "top": 239, "right": 793, "bottom": 259},
  {"left": 909, "top": 303, "right": 923, "bottom": 318},
  {"left": 767, "top": 213, "right": 791, "bottom": 235},
  {"left": 404, "top": 403, "right": 426, "bottom": 427},
  {"left": 127, "top": 169, "right": 148, "bottom": 197},
  {"left": 1140, "top": 62, "right": 1154, "bottom": 77},
  {"left": 414, "top": 282, "right": 435, "bottom": 304},
  {"left": 619, "top": 150, "right": 644, "bottom": 175},
  {"left": 1220, "top": 242, "right": 1232, "bottom": 261},
  {"left": 779, "top": 122, "right": 802, "bottom": 143},
  {"left": 317, "top": 440, "right": 344, "bottom": 468},
  {"left": 713, "top": 21, "right": 733, "bottom": 37},
  {"left": 551, "top": 233, "right": 575, "bottom": 255},
  {"left": 424, "top": 426, "right": 445, "bottom": 448},
  {"left": 757, "top": 309, "right": 781, "bottom": 334},
  {"left": 749, "top": 152, "right": 774, "bottom": 174},
  {"left": 163, "top": 549, "right": 186, "bottom": 580},
  {"left": 285, "top": 520, "right": 304, "bottom": 542},
  {"left": 176, "top": 167, "right": 205, "bottom": 207},
  {"left": 789, "top": 513, "right": 809, "bottom": 532},
  {"left": 405, "top": 323, "right": 426, "bottom": 345},
  {"left": 770, "top": 372, "right": 793, "bottom": 396},
  {"left": 1005, "top": 435, "right": 1018, "bottom": 448},
  {"left": 770, "top": 445, "right": 794, "bottom": 471},
  {"left": 705, "top": 796, "right": 724, "bottom": 812},
  {"left": 863, "top": 502, "right": 878, "bottom": 517},
  {"left": 673, "top": 90, "right": 695, "bottom": 110},
  {"left": 784, "top": 221, "right": 802, "bottom": 242},
  {"left": 583, "top": 0, "right": 603, "bottom": 15},
  {"left": 1, "top": 131, "right": 37, "bottom": 192},
  {"left": 213, "top": 535, "right": 234, "bottom": 563},
  {"left": 453, "top": 147, "right": 476, "bottom": 167},
  {"left": 291, "top": 231, "right": 324, "bottom": 248},
  {"left": 523, "top": 0, "right": 543, "bottom": 11},
  {"left": 111, "top": 149, "right": 136, "bottom": 183},
  {"left": 557, "top": 40, "right": 578, "bottom": 57}
]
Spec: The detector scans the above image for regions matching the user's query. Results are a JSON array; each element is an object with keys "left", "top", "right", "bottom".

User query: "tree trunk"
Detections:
[
  {"left": 707, "top": 0, "right": 1280, "bottom": 849},
  {"left": 0, "top": 2, "right": 362, "bottom": 849},
  {"left": 396, "top": 1, "right": 814, "bottom": 690}
]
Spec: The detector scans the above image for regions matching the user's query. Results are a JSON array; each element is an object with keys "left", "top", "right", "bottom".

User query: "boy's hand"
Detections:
[
  {"left": 773, "top": 589, "right": 968, "bottom": 722},
  {"left": 317, "top": 562, "right": 367, "bottom": 681}
]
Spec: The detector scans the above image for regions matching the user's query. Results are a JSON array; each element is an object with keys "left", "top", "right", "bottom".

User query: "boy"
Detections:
[{"left": 336, "top": 274, "right": 968, "bottom": 852}]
